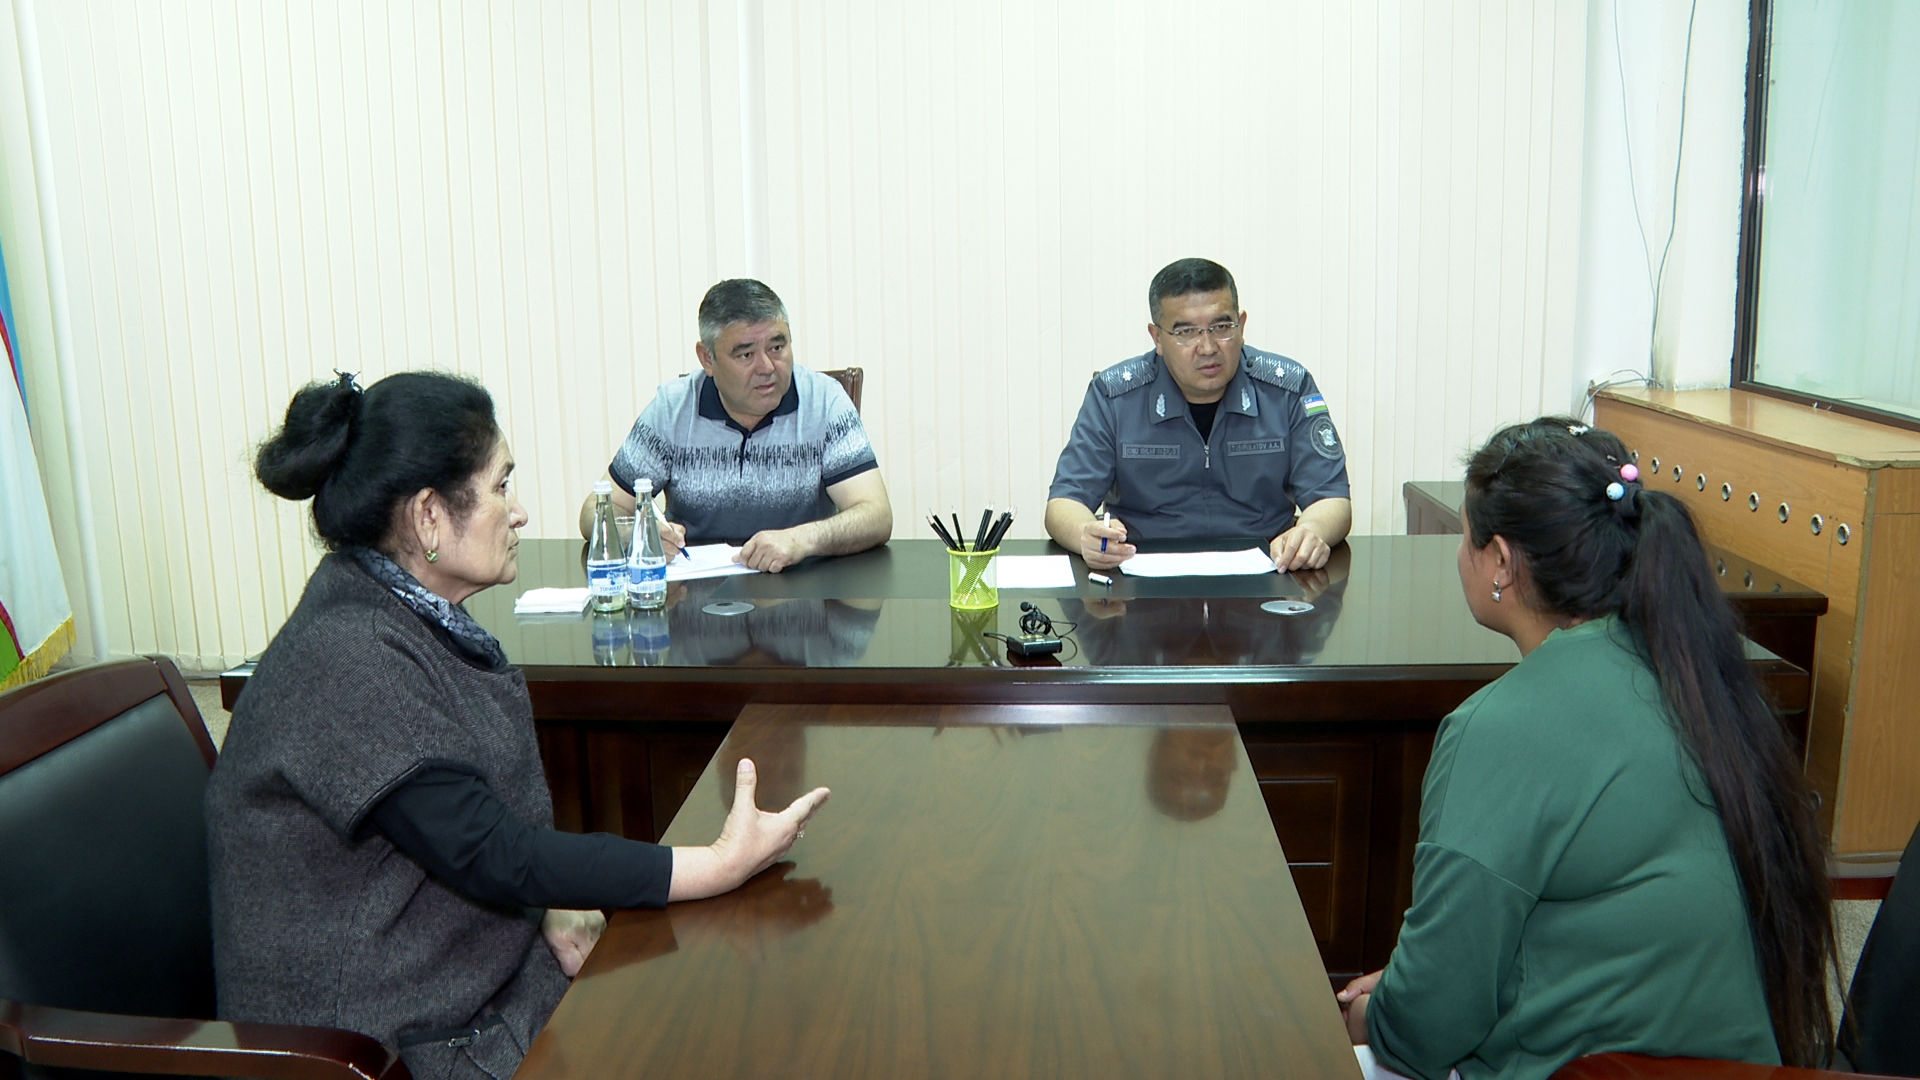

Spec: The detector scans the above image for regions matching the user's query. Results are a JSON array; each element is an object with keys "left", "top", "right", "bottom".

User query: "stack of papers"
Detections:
[
  {"left": 666, "top": 544, "right": 762, "bottom": 582},
  {"left": 514, "top": 587, "right": 590, "bottom": 615},
  {"left": 1118, "top": 549, "right": 1278, "bottom": 577},
  {"left": 993, "top": 555, "right": 1077, "bottom": 589}
]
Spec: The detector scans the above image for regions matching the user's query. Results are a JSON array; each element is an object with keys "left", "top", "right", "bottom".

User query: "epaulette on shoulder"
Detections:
[
  {"left": 1244, "top": 351, "right": 1306, "bottom": 393},
  {"left": 1096, "top": 355, "right": 1158, "bottom": 398}
]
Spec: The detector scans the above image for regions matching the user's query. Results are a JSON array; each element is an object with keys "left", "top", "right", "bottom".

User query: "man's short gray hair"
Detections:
[{"left": 698, "top": 279, "right": 789, "bottom": 351}]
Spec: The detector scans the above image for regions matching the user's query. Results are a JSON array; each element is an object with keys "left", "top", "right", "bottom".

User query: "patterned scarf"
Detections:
[{"left": 347, "top": 546, "right": 508, "bottom": 670}]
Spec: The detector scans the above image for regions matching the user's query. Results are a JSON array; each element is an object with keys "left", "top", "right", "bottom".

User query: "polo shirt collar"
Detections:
[
  {"left": 1147, "top": 347, "right": 1260, "bottom": 423},
  {"left": 697, "top": 373, "right": 801, "bottom": 435}
]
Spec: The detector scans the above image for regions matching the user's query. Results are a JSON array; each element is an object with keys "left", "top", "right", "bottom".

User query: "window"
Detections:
[{"left": 1735, "top": 0, "right": 1920, "bottom": 426}]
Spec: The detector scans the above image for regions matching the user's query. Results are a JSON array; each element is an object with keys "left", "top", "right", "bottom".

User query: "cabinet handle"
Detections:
[
  {"left": 1777, "top": 502, "right": 1791, "bottom": 523},
  {"left": 1837, "top": 523, "right": 1851, "bottom": 545},
  {"left": 1672, "top": 465, "right": 1683, "bottom": 482},
  {"left": 1721, "top": 482, "right": 1733, "bottom": 501},
  {"left": 1748, "top": 492, "right": 1761, "bottom": 512},
  {"left": 1696, "top": 473, "right": 1706, "bottom": 491},
  {"left": 1651, "top": 456, "right": 1661, "bottom": 472},
  {"left": 1810, "top": 514, "right": 1824, "bottom": 536}
]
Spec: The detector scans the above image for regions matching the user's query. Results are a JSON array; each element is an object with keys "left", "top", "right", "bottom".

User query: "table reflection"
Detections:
[
  {"left": 583, "top": 579, "right": 883, "bottom": 668},
  {"left": 596, "top": 863, "right": 836, "bottom": 974},
  {"left": 1146, "top": 726, "right": 1240, "bottom": 822},
  {"left": 1067, "top": 563, "right": 1349, "bottom": 667}
]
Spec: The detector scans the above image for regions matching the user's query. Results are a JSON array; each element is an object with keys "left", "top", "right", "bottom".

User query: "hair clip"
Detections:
[
  {"left": 1568, "top": 424, "right": 1591, "bottom": 436},
  {"left": 1606, "top": 481, "right": 1627, "bottom": 501},
  {"left": 333, "top": 369, "right": 363, "bottom": 393},
  {"left": 1619, "top": 463, "right": 1639, "bottom": 482}
]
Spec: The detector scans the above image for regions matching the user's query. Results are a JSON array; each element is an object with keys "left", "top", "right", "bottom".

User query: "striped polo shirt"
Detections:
[{"left": 609, "top": 366, "right": 879, "bottom": 544}]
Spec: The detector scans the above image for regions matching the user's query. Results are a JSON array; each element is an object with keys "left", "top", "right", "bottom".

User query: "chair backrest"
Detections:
[
  {"left": 0, "top": 658, "right": 219, "bottom": 1021},
  {"left": 1841, "top": 818, "right": 1920, "bottom": 1076},
  {"left": 821, "top": 367, "right": 863, "bottom": 413}
]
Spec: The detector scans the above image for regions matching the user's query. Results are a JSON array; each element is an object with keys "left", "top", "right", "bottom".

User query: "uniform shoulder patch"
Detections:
[
  {"left": 1096, "top": 355, "right": 1158, "bottom": 398},
  {"left": 1243, "top": 351, "right": 1306, "bottom": 393}
]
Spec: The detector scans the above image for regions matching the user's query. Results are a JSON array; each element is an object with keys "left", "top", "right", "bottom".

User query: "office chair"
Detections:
[
  {"left": 1839, "top": 819, "right": 1920, "bottom": 1077},
  {"left": 0, "top": 657, "right": 407, "bottom": 1080}
]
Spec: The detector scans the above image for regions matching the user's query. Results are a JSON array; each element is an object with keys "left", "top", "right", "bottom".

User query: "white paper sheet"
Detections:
[
  {"left": 1116, "top": 548, "right": 1277, "bottom": 578},
  {"left": 665, "top": 543, "right": 762, "bottom": 582},
  {"left": 991, "top": 555, "right": 1077, "bottom": 589},
  {"left": 514, "top": 587, "right": 590, "bottom": 615}
]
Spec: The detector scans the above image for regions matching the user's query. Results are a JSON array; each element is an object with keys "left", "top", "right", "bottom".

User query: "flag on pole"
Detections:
[{"left": 0, "top": 236, "right": 75, "bottom": 690}]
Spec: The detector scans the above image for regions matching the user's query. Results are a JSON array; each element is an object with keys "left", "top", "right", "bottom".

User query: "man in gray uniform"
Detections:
[
  {"left": 580, "top": 279, "right": 893, "bottom": 573},
  {"left": 1045, "top": 258, "right": 1352, "bottom": 571}
]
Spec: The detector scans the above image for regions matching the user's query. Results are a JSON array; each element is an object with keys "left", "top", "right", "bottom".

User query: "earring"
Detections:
[
  {"left": 1491, "top": 583, "right": 1503, "bottom": 602},
  {"left": 426, "top": 549, "right": 439, "bottom": 563}
]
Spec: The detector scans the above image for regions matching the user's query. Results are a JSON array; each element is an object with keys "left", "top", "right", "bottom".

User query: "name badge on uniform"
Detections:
[
  {"left": 1226, "top": 439, "right": 1286, "bottom": 457},
  {"left": 1122, "top": 444, "right": 1181, "bottom": 460}
]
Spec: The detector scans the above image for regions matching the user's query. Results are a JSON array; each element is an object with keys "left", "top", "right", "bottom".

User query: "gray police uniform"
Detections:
[{"left": 1048, "top": 346, "right": 1350, "bottom": 541}]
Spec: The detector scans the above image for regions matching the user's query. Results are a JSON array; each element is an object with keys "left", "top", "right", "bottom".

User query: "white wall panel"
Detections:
[{"left": 15, "top": 0, "right": 1589, "bottom": 669}]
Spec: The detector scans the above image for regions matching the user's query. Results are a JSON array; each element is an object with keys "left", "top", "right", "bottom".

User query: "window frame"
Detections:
[{"left": 1731, "top": 0, "right": 1920, "bottom": 432}]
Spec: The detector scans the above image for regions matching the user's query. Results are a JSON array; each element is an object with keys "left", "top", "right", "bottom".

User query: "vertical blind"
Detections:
[{"left": 27, "top": 0, "right": 1587, "bottom": 670}]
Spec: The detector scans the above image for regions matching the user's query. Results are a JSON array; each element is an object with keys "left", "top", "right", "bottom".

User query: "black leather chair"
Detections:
[
  {"left": 0, "top": 657, "right": 407, "bottom": 1080},
  {"left": 1840, "top": 819, "right": 1920, "bottom": 1077}
]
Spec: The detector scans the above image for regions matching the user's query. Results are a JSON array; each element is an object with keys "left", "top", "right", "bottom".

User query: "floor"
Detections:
[{"left": 184, "top": 678, "right": 1886, "bottom": 1024}]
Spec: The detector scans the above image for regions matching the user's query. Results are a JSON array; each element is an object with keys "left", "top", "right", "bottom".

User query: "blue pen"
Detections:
[{"left": 1099, "top": 511, "right": 1111, "bottom": 552}]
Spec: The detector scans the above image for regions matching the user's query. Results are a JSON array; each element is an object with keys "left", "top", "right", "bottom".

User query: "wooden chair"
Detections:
[
  {"left": 0, "top": 657, "right": 408, "bottom": 1080},
  {"left": 821, "top": 367, "right": 863, "bottom": 413},
  {"left": 1552, "top": 1054, "right": 1901, "bottom": 1080}
]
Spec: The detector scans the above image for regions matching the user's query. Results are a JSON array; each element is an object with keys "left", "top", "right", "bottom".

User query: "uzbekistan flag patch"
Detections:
[{"left": 1302, "top": 393, "right": 1329, "bottom": 416}]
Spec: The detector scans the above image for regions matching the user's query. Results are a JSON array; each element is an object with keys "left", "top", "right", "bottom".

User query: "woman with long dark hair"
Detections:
[
  {"left": 208, "top": 372, "right": 828, "bottom": 1079},
  {"left": 1337, "top": 418, "right": 1835, "bottom": 1080}
]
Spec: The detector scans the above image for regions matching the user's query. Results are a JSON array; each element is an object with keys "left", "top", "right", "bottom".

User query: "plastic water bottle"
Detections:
[
  {"left": 627, "top": 478, "right": 668, "bottom": 611},
  {"left": 586, "top": 480, "right": 628, "bottom": 613}
]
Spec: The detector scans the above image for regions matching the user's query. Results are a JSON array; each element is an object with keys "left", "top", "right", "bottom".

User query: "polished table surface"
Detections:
[{"left": 515, "top": 702, "right": 1360, "bottom": 1080}]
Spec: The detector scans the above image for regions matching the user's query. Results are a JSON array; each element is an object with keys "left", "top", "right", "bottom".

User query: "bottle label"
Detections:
[
  {"left": 587, "top": 560, "right": 627, "bottom": 596},
  {"left": 629, "top": 562, "right": 667, "bottom": 585}
]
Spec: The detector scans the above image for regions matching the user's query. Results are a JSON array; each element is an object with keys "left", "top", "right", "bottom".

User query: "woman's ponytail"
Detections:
[{"left": 1620, "top": 489, "right": 1835, "bottom": 1068}]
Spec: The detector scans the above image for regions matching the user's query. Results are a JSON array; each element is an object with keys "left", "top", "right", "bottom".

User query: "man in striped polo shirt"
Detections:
[{"left": 582, "top": 279, "right": 892, "bottom": 573}]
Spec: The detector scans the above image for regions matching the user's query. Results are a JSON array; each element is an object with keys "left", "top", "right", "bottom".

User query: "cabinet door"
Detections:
[{"left": 1243, "top": 741, "right": 1375, "bottom": 975}]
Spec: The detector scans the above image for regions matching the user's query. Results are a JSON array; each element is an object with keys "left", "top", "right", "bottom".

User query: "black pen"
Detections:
[
  {"left": 951, "top": 510, "right": 966, "bottom": 551},
  {"left": 974, "top": 506, "right": 994, "bottom": 551}
]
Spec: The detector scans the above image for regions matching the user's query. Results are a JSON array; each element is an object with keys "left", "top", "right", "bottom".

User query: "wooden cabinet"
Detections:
[{"left": 1595, "top": 388, "right": 1920, "bottom": 859}]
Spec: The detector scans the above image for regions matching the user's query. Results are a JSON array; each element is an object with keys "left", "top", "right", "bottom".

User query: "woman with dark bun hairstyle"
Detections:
[
  {"left": 206, "top": 372, "right": 828, "bottom": 1078},
  {"left": 1336, "top": 418, "right": 1835, "bottom": 1080}
]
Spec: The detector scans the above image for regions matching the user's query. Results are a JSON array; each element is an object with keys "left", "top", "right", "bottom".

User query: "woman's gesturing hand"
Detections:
[{"left": 671, "top": 759, "right": 830, "bottom": 902}]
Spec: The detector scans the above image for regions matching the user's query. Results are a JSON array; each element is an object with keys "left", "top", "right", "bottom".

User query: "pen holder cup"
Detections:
[{"left": 947, "top": 547, "right": 1000, "bottom": 610}]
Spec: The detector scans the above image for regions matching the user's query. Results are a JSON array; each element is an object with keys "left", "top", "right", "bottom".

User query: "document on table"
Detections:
[
  {"left": 666, "top": 543, "right": 762, "bottom": 582},
  {"left": 1117, "top": 548, "right": 1278, "bottom": 577},
  {"left": 992, "top": 555, "right": 1077, "bottom": 589}
]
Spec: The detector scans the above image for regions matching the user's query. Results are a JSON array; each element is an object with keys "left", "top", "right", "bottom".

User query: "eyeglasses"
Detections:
[{"left": 1158, "top": 318, "right": 1242, "bottom": 344}]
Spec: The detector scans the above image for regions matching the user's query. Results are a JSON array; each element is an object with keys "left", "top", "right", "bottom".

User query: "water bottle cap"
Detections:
[
  {"left": 593, "top": 479, "right": 613, "bottom": 495},
  {"left": 636, "top": 477, "right": 653, "bottom": 495}
]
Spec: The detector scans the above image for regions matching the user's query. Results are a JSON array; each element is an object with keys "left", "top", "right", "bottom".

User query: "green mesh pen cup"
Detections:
[{"left": 947, "top": 546, "right": 1000, "bottom": 610}]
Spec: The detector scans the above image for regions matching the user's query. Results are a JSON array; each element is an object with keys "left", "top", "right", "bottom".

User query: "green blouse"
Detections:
[{"left": 1367, "top": 616, "right": 1779, "bottom": 1080}]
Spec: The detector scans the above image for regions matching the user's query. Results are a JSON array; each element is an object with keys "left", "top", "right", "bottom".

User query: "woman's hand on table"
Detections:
[
  {"left": 541, "top": 907, "right": 607, "bottom": 977},
  {"left": 670, "top": 758, "right": 830, "bottom": 902}
]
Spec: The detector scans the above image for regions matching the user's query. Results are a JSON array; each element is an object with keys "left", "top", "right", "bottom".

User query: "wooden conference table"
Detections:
[
  {"left": 514, "top": 702, "right": 1360, "bottom": 1080},
  {"left": 220, "top": 535, "right": 1817, "bottom": 984}
]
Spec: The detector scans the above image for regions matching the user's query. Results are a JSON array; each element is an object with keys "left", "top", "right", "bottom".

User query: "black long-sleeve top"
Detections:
[{"left": 370, "top": 763, "right": 673, "bottom": 911}]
